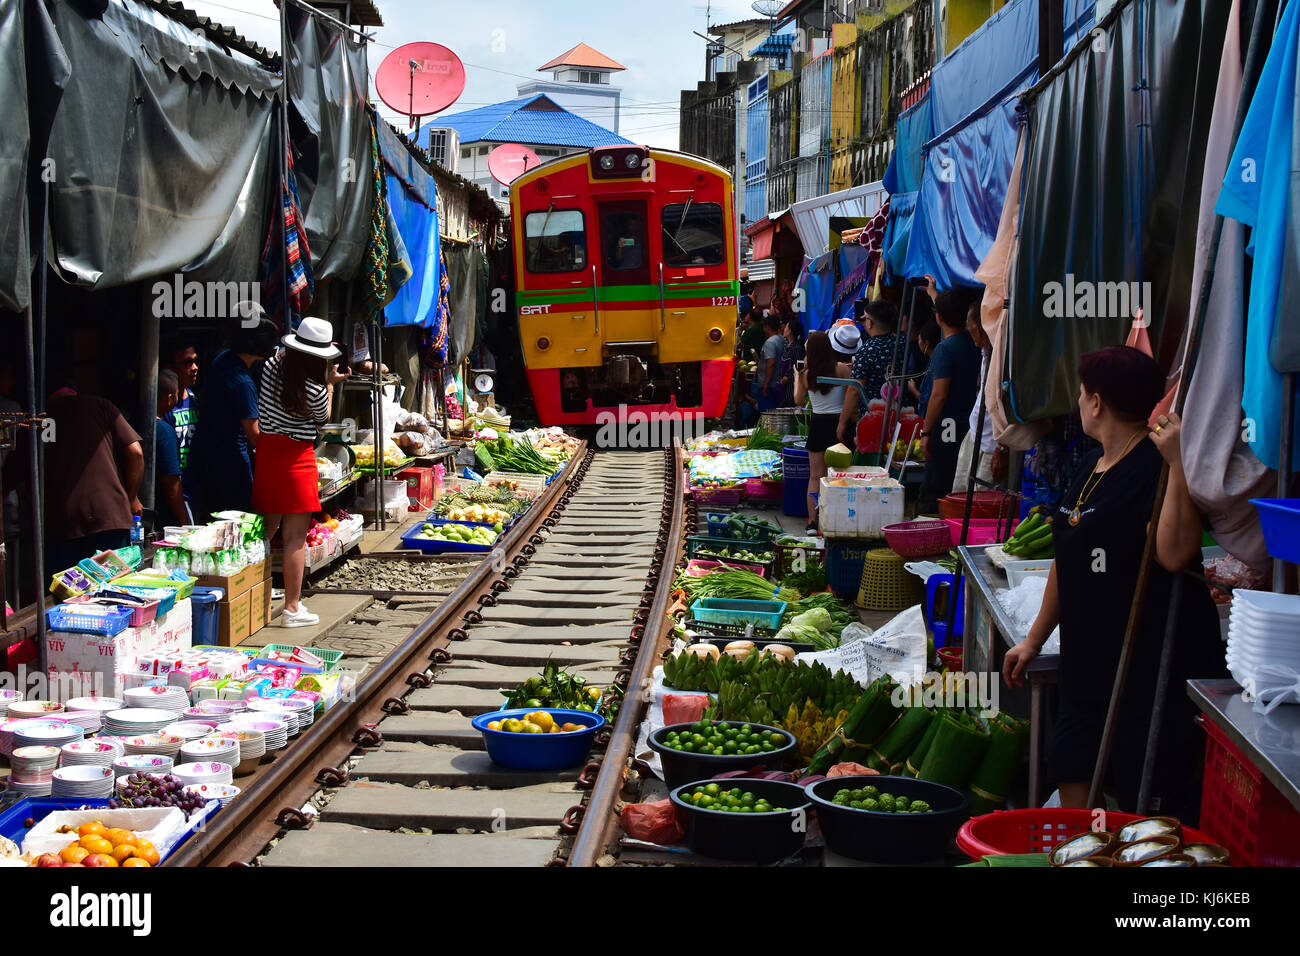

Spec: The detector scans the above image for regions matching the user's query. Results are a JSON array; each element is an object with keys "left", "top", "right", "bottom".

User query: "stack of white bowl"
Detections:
[
  {"left": 103, "top": 708, "right": 175, "bottom": 736},
  {"left": 59, "top": 739, "right": 123, "bottom": 767},
  {"left": 123, "top": 685, "right": 190, "bottom": 715},
  {"left": 7, "top": 700, "right": 63, "bottom": 720},
  {"left": 122, "top": 733, "right": 184, "bottom": 759},
  {"left": 51, "top": 765, "right": 115, "bottom": 799},
  {"left": 162, "top": 721, "right": 220, "bottom": 742},
  {"left": 9, "top": 745, "right": 60, "bottom": 796},
  {"left": 226, "top": 715, "right": 288, "bottom": 751},
  {"left": 173, "top": 761, "right": 234, "bottom": 787},
  {"left": 215, "top": 729, "right": 266, "bottom": 773},
  {"left": 112, "top": 754, "right": 174, "bottom": 780},
  {"left": 179, "top": 735, "right": 239, "bottom": 767}
]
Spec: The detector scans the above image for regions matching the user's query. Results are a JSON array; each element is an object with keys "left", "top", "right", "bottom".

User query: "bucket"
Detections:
[
  {"left": 191, "top": 587, "right": 225, "bottom": 646},
  {"left": 782, "top": 446, "right": 810, "bottom": 518}
]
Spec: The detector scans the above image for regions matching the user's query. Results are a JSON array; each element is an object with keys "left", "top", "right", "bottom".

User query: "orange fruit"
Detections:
[
  {"left": 77, "top": 821, "right": 106, "bottom": 837},
  {"left": 111, "top": 845, "right": 136, "bottom": 863},
  {"left": 59, "top": 846, "right": 89, "bottom": 864},
  {"left": 133, "top": 843, "right": 160, "bottom": 866},
  {"left": 105, "top": 828, "right": 137, "bottom": 847},
  {"left": 121, "top": 858, "right": 151, "bottom": 867},
  {"left": 79, "top": 835, "right": 113, "bottom": 855}
]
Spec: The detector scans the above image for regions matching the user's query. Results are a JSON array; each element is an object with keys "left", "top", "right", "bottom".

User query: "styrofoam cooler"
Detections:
[
  {"left": 818, "top": 475, "right": 905, "bottom": 538},
  {"left": 782, "top": 447, "right": 810, "bottom": 518}
]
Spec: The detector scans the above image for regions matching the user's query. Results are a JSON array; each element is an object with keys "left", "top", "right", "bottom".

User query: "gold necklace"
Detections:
[{"left": 1068, "top": 430, "right": 1144, "bottom": 526}]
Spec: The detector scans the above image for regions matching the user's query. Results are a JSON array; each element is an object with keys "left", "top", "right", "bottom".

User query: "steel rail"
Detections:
[
  {"left": 566, "top": 444, "right": 684, "bottom": 866},
  {"left": 167, "top": 443, "right": 589, "bottom": 866}
]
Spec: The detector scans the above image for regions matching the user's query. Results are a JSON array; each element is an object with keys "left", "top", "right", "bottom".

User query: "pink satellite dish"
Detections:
[
  {"left": 488, "top": 144, "right": 543, "bottom": 186},
  {"left": 375, "top": 42, "right": 466, "bottom": 118}
]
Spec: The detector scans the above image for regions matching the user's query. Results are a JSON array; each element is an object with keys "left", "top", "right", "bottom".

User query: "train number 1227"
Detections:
[{"left": 711, "top": 296, "right": 736, "bottom": 307}]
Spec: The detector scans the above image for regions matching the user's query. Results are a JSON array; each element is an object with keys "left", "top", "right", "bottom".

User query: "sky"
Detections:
[{"left": 187, "top": 0, "right": 769, "bottom": 147}]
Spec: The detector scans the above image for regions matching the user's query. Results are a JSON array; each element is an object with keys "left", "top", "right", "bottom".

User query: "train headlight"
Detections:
[
  {"left": 599, "top": 155, "right": 615, "bottom": 171},
  {"left": 537, "top": 337, "right": 550, "bottom": 350},
  {"left": 707, "top": 327, "right": 723, "bottom": 343},
  {"left": 625, "top": 152, "right": 640, "bottom": 169}
]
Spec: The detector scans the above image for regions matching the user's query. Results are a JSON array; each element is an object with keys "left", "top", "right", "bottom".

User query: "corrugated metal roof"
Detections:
[
  {"left": 537, "top": 42, "right": 626, "bottom": 72},
  {"left": 752, "top": 32, "right": 796, "bottom": 56},
  {"left": 431, "top": 94, "right": 631, "bottom": 149}
]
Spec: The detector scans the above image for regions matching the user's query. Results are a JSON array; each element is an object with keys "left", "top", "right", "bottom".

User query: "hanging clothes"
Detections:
[
  {"left": 360, "top": 117, "right": 389, "bottom": 317},
  {"left": 421, "top": 244, "right": 451, "bottom": 368},
  {"left": 1215, "top": 0, "right": 1300, "bottom": 473},
  {"left": 259, "top": 144, "right": 314, "bottom": 328}
]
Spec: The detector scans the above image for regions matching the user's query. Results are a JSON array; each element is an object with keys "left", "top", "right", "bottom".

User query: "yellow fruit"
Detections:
[
  {"left": 528, "top": 711, "right": 555, "bottom": 731},
  {"left": 77, "top": 821, "right": 106, "bottom": 837},
  {"left": 105, "top": 828, "right": 137, "bottom": 847},
  {"left": 79, "top": 835, "right": 113, "bottom": 855},
  {"left": 487, "top": 720, "right": 502, "bottom": 731},
  {"left": 133, "top": 843, "right": 160, "bottom": 866},
  {"left": 121, "top": 858, "right": 151, "bottom": 868},
  {"left": 111, "top": 845, "right": 136, "bottom": 863},
  {"left": 60, "top": 846, "right": 89, "bottom": 864}
]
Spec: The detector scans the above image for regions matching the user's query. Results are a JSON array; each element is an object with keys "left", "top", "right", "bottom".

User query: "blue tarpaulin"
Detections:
[
  {"left": 383, "top": 171, "right": 443, "bottom": 328},
  {"left": 884, "top": 190, "right": 917, "bottom": 278},
  {"left": 796, "top": 252, "right": 837, "bottom": 332},
  {"left": 898, "top": 0, "right": 1095, "bottom": 287},
  {"left": 882, "top": 93, "right": 932, "bottom": 196}
]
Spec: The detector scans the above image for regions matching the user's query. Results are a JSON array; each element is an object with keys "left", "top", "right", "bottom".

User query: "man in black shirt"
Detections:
[{"left": 920, "top": 290, "right": 982, "bottom": 512}]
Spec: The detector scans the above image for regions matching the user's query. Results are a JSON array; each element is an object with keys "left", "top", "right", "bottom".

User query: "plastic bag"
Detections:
[
  {"left": 827, "top": 761, "right": 879, "bottom": 778},
  {"left": 997, "top": 578, "right": 1059, "bottom": 651},
  {"left": 663, "top": 693, "right": 710, "bottom": 726},
  {"left": 842, "top": 604, "right": 929, "bottom": 687},
  {"left": 620, "top": 799, "right": 685, "bottom": 845}
]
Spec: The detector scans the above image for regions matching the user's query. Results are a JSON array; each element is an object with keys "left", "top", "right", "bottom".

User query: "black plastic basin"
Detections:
[
  {"left": 808, "top": 774, "right": 970, "bottom": 864},
  {"left": 669, "top": 779, "right": 813, "bottom": 862},
  {"left": 648, "top": 720, "right": 798, "bottom": 790}
]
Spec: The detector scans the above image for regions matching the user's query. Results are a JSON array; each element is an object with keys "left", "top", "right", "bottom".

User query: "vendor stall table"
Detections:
[
  {"left": 957, "top": 544, "right": 1059, "bottom": 806},
  {"left": 1189, "top": 678, "right": 1300, "bottom": 813}
]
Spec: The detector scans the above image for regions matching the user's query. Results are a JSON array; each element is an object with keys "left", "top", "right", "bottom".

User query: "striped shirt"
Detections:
[{"left": 258, "top": 349, "right": 328, "bottom": 442}]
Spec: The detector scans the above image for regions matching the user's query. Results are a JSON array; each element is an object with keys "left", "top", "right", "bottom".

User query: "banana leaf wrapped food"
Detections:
[
  {"left": 807, "top": 675, "right": 899, "bottom": 775},
  {"left": 967, "top": 712, "right": 1031, "bottom": 815},
  {"left": 865, "top": 701, "right": 935, "bottom": 773},
  {"left": 905, "top": 709, "right": 945, "bottom": 777},
  {"left": 916, "top": 710, "right": 991, "bottom": 789}
]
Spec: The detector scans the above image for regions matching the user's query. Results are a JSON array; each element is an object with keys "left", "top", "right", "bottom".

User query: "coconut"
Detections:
[{"left": 823, "top": 443, "right": 854, "bottom": 469}]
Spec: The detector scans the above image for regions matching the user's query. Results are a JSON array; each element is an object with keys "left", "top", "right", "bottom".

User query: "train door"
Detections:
[{"left": 595, "top": 200, "right": 657, "bottom": 346}]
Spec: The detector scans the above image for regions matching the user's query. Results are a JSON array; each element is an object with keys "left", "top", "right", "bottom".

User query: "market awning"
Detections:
[
  {"left": 790, "top": 182, "right": 887, "bottom": 259},
  {"left": 751, "top": 32, "right": 795, "bottom": 59}
]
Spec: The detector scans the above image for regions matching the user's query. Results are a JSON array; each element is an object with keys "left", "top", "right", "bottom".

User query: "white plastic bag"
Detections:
[
  {"left": 843, "top": 604, "right": 930, "bottom": 687},
  {"left": 23, "top": 807, "right": 188, "bottom": 858}
]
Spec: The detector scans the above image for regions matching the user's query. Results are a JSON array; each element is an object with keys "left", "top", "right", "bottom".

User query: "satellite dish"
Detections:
[
  {"left": 375, "top": 42, "right": 466, "bottom": 125},
  {"left": 801, "top": 9, "right": 829, "bottom": 30},
  {"left": 751, "top": 0, "right": 784, "bottom": 16},
  {"left": 488, "top": 144, "right": 542, "bottom": 186}
]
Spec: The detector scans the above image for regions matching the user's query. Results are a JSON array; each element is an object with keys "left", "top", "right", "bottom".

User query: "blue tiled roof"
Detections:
[
  {"left": 428, "top": 94, "right": 632, "bottom": 149},
  {"left": 752, "top": 33, "right": 795, "bottom": 57}
]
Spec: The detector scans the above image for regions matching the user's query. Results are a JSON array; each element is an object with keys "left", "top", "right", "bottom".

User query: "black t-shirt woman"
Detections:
[{"left": 1003, "top": 346, "right": 1225, "bottom": 820}]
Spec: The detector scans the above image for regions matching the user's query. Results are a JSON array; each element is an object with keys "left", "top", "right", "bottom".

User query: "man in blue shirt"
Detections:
[
  {"left": 920, "top": 290, "right": 982, "bottom": 513},
  {"left": 190, "top": 314, "right": 277, "bottom": 520},
  {"left": 154, "top": 370, "right": 189, "bottom": 528}
]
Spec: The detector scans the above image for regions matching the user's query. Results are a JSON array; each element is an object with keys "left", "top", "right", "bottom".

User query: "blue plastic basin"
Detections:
[{"left": 472, "top": 708, "right": 606, "bottom": 771}]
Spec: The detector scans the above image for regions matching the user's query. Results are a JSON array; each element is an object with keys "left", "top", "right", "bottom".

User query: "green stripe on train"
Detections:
[{"left": 519, "top": 281, "right": 739, "bottom": 303}]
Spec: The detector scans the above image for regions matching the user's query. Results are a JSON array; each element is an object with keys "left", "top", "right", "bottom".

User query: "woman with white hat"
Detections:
[
  {"left": 252, "top": 317, "right": 349, "bottom": 627},
  {"left": 793, "top": 325, "right": 858, "bottom": 535}
]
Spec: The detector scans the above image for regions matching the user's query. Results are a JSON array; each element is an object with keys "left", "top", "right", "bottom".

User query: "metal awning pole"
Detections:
[
  {"left": 1275, "top": 373, "right": 1294, "bottom": 593},
  {"left": 282, "top": 0, "right": 373, "bottom": 42}
]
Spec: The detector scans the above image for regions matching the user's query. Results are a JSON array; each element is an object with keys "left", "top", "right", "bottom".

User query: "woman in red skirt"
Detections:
[{"left": 252, "top": 317, "right": 348, "bottom": 627}]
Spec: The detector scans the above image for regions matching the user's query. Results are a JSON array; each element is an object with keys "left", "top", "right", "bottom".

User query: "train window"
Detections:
[
  {"left": 600, "top": 208, "right": 646, "bottom": 272},
  {"left": 524, "top": 209, "right": 587, "bottom": 273},
  {"left": 661, "top": 202, "right": 726, "bottom": 267}
]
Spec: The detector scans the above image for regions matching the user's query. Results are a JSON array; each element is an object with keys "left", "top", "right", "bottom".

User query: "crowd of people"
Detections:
[
  {"left": 735, "top": 277, "right": 994, "bottom": 531},
  {"left": 2, "top": 304, "right": 346, "bottom": 628}
]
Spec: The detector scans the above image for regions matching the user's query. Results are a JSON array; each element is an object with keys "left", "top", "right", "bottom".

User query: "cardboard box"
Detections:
[
  {"left": 197, "top": 564, "right": 255, "bottom": 598},
  {"left": 216, "top": 589, "right": 252, "bottom": 646},
  {"left": 405, "top": 466, "right": 436, "bottom": 511},
  {"left": 248, "top": 578, "right": 271, "bottom": 635}
]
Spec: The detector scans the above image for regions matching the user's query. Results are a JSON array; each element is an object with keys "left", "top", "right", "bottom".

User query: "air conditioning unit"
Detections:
[{"left": 426, "top": 127, "right": 460, "bottom": 174}]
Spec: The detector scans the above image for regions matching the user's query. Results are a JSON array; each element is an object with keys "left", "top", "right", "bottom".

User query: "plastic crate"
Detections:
[
  {"left": 690, "top": 598, "right": 786, "bottom": 630},
  {"left": 690, "top": 486, "right": 743, "bottom": 508},
  {"left": 0, "top": 796, "right": 219, "bottom": 861},
  {"left": 685, "top": 558, "right": 768, "bottom": 578},
  {"left": 1250, "top": 498, "right": 1300, "bottom": 563},
  {"left": 773, "top": 538, "right": 825, "bottom": 577},
  {"left": 1197, "top": 714, "right": 1300, "bottom": 866},
  {"left": 46, "top": 604, "right": 134, "bottom": 636},
  {"left": 255, "top": 644, "right": 345, "bottom": 673},
  {"left": 944, "top": 518, "right": 1019, "bottom": 547},
  {"left": 702, "top": 513, "right": 780, "bottom": 542},
  {"left": 683, "top": 617, "right": 778, "bottom": 639},
  {"left": 825, "top": 539, "right": 873, "bottom": 599},
  {"left": 939, "top": 491, "right": 1016, "bottom": 521},
  {"left": 686, "top": 535, "right": 774, "bottom": 559},
  {"left": 955, "top": 808, "right": 1217, "bottom": 860},
  {"left": 485, "top": 471, "right": 547, "bottom": 494},
  {"left": 744, "top": 478, "right": 783, "bottom": 504},
  {"left": 400, "top": 525, "right": 498, "bottom": 553}
]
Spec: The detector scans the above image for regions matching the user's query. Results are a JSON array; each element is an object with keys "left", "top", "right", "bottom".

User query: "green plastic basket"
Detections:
[
  {"left": 114, "top": 574, "right": 195, "bottom": 601},
  {"left": 254, "top": 644, "right": 345, "bottom": 672}
]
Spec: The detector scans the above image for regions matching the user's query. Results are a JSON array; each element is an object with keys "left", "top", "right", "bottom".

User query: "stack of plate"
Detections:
[
  {"left": 247, "top": 698, "right": 309, "bottom": 734},
  {"left": 122, "top": 733, "right": 184, "bottom": 758},
  {"left": 59, "top": 711, "right": 102, "bottom": 735},
  {"left": 0, "top": 690, "right": 23, "bottom": 710},
  {"left": 163, "top": 721, "right": 220, "bottom": 742},
  {"left": 103, "top": 708, "right": 176, "bottom": 736},
  {"left": 226, "top": 716, "right": 288, "bottom": 751},
  {"left": 60, "top": 739, "right": 123, "bottom": 767},
  {"left": 179, "top": 736, "right": 239, "bottom": 766},
  {"left": 7, "top": 700, "right": 64, "bottom": 720},
  {"left": 51, "top": 765, "right": 115, "bottom": 799},
  {"left": 173, "top": 761, "right": 234, "bottom": 787},
  {"left": 113, "top": 754, "right": 174, "bottom": 779},
  {"left": 215, "top": 729, "right": 266, "bottom": 771},
  {"left": 1227, "top": 590, "right": 1300, "bottom": 703},
  {"left": 65, "top": 695, "right": 124, "bottom": 716},
  {"left": 12, "top": 718, "right": 83, "bottom": 751},
  {"left": 10, "top": 745, "right": 61, "bottom": 795},
  {"left": 123, "top": 685, "right": 190, "bottom": 714}
]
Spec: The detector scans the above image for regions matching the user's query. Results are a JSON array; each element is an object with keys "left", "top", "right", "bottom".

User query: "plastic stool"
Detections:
[{"left": 925, "top": 573, "right": 964, "bottom": 649}]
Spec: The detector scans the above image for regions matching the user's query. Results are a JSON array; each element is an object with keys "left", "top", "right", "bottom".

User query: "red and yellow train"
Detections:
[{"left": 509, "top": 145, "right": 738, "bottom": 425}]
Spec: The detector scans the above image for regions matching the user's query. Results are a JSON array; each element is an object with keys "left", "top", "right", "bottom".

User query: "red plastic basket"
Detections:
[
  {"left": 690, "top": 486, "right": 743, "bottom": 508},
  {"left": 944, "top": 517, "right": 1019, "bottom": 547},
  {"left": 883, "top": 520, "right": 953, "bottom": 558},
  {"left": 939, "top": 491, "right": 1015, "bottom": 521},
  {"left": 956, "top": 808, "right": 1217, "bottom": 861},
  {"left": 937, "top": 646, "right": 963, "bottom": 672},
  {"left": 1198, "top": 714, "right": 1300, "bottom": 866}
]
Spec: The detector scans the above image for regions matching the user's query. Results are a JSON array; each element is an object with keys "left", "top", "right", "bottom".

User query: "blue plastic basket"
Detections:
[
  {"left": 689, "top": 597, "right": 787, "bottom": 630},
  {"left": 472, "top": 708, "right": 604, "bottom": 770},
  {"left": 1251, "top": 499, "right": 1300, "bottom": 563},
  {"left": 705, "top": 512, "right": 737, "bottom": 537},
  {"left": 46, "top": 603, "right": 134, "bottom": 636},
  {"left": 401, "top": 523, "right": 499, "bottom": 553},
  {"left": 0, "top": 796, "right": 220, "bottom": 861}
]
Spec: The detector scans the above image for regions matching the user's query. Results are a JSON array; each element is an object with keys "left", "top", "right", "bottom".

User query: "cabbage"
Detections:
[{"left": 790, "top": 607, "right": 833, "bottom": 633}]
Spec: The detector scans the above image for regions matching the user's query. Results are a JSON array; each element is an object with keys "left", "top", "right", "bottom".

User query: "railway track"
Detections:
[{"left": 168, "top": 444, "right": 684, "bottom": 867}]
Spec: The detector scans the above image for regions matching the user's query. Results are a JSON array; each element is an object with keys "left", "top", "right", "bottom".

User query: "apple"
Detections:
[
  {"left": 35, "top": 853, "right": 63, "bottom": 867},
  {"left": 81, "top": 853, "right": 110, "bottom": 867}
]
